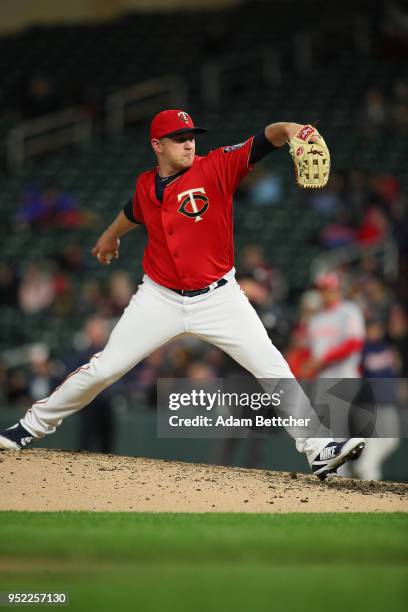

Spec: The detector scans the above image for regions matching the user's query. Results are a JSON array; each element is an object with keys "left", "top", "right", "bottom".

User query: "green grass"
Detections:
[{"left": 0, "top": 513, "right": 407, "bottom": 611}]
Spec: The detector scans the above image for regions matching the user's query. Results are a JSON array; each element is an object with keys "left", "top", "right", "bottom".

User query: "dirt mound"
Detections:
[{"left": 0, "top": 449, "right": 407, "bottom": 512}]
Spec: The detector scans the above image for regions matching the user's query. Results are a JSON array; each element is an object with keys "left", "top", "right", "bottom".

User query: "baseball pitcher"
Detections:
[{"left": 0, "top": 110, "right": 364, "bottom": 479}]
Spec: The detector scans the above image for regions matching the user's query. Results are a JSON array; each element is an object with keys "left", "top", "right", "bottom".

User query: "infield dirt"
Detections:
[
  {"left": 0, "top": 449, "right": 408, "bottom": 512},
  {"left": 0, "top": 449, "right": 407, "bottom": 512}
]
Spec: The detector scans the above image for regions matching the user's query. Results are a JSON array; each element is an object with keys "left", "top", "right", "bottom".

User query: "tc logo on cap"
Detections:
[
  {"left": 150, "top": 109, "right": 207, "bottom": 139},
  {"left": 178, "top": 112, "right": 190, "bottom": 123}
]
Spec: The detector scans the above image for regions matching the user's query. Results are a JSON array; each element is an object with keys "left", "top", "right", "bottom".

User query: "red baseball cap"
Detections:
[
  {"left": 314, "top": 272, "right": 341, "bottom": 290},
  {"left": 150, "top": 109, "right": 207, "bottom": 140}
]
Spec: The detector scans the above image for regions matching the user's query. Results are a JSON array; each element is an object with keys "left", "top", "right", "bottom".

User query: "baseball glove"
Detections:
[{"left": 288, "top": 125, "right": 330, "bottom": 189}]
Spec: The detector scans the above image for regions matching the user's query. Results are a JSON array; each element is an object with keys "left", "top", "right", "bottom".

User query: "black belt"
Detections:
[{"left": 171, "top": 278, "right": 228, "bottom": 297}]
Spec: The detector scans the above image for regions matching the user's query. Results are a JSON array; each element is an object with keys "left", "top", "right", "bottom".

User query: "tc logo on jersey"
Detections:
[
  {"left": 178, "top": 112, "right": 190, "bottom": 123},
  {"left": 177, "top": 188, "right": 209, "bottom": 222}
]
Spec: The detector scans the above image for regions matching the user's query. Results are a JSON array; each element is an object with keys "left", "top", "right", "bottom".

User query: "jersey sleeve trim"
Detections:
[
  {"left": 249, "top": 129, "right": 278, "bottom": 164},
  {"left": 123, "top": 199, "right": 139, "bottom": 224},
  {"left": 246, "top": 136, "right": 254, "bottom": 169}
]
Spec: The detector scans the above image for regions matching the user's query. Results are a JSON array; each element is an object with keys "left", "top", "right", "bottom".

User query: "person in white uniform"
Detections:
[{"left": 0, "top": 111, "right": 365, "bottom": 479}]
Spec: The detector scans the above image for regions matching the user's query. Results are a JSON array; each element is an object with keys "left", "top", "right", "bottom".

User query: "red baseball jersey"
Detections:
[{"left": 132, "top": 138, "right": 254, "bottom": 290}]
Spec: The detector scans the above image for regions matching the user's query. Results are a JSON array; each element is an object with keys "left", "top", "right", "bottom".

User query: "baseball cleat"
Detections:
[
  {"left": 311, "top": 438, "right": 365, "bottom": 481},
  {"left": 0, "top": 422, "right": 35, "bottom": 451}
]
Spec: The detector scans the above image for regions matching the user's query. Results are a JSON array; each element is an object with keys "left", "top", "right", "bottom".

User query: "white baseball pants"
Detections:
[{"left": 21, "top": 270, "right": 328, "bottom": 458}]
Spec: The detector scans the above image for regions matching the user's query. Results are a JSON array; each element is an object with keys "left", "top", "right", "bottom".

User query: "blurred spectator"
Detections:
[
  {"left": 350, "top": 319, "right": 400, "bottom": 480},
  {"left": 76, "top": 280, "right": 108, "bottom": 317},
  {"left": 40, "top": 182, "right": 80, "bottom": 228},
  {"left": 204, "top": 346, "right": 228, "bottom": 377},
  {"left": 285, "top": 327, "right": 312, "bottom": 379},
  {"left": 186, "top": 361, "right": 217, "bottom": 380},
  {"left": 299, "top": 290, "right": 322, "bottom": 325},
  {"left": 14, "top": 185, "right": 43, "bottom": 228},
  {"left": 317, "top": 169, "right": 401, "bottom": 251},
  {"left": 237, "top": 277, "right": 270, "bottom": 310},
  {"left": 370, "top": 173, "right": 401, "bottom": 208},
  {"left": 361, "top": 319, "right": 398, "bottom": 391},
  {"left": 302, "top": 272, "right": 365, "bottom": 378},
  {"left": 307, "top": 173, "right": 346, "bottom": 217},
  {"left": 356, "top": 206, "right": 390, "bottom": 245},
  {"left": 70, "top": 315, "right": 111, "bottom": 354},
  {"left": 388, "top": 304, "right": 408, "bottom": 376},
  {"left": 245, "top": 167, "right": 283, "bottom": 206},
  {"left": 18, "top": 263, "right": 55, "bottom": 315},
  {"left": 27, "top": 345, "right": 60, "bottom": 402},
  {"left": 363, "top": 88, "right": 387, "bottom": 132},
  {"left": 238, "top": 244, "right": 287, "bottom": 303},
  {"left": 64, "top": 316, "right": 115, "bottom": 453},
  {"left": 357, "top": 254, "right": 382, "bottom": 280},
  {"left": 285, "top": 290, "right": 321, "bottom": 378},
  {"left": 319, "top": 208, "right": 356, "bottom": 248},
  {"left": 52, "top": 268, "right": 74, "bottom": 319},
  {"left": 165, "top": 343, "right": 193, "bottom": 378},
  {"left": 346, "top": 265, "right": 377, "bottom": 307},
  {"left": 57, "top": 243, "right": 86, "bottom": 274},
  {"left": 15, "top": 182, "right": 81, "bottom": 230},
  {"left": 133, "top": 348, "right": 167, "bottom": 409},
  {"left": 358, "top": 276, "right": 394, "bottom": 324},
  {"left": 107, "top": 271, "right": 135, "bottom": 317},
  {"left": 237, "top": 244, "right": 288, "bottom": 342}
]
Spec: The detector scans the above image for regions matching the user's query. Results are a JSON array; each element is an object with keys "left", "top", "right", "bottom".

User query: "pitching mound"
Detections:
[{"left": 0, "top": 449, "right": 407, "bottom": 512}]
